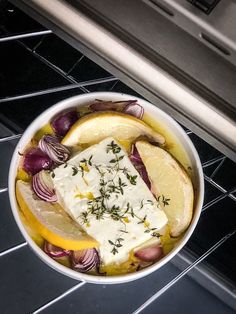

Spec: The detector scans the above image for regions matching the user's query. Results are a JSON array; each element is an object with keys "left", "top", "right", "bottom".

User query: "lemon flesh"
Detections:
[
  {"left": 61, "top": 111, "right": 165, "bottom": 147},
  {"left": 16, "top": 180, "right": 98, "bottom": 250},
  {"left": 136, "top": 141, "right": 194, "bottom": 237}
]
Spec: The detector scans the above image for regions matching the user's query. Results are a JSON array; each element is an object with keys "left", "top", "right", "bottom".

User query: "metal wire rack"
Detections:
[{"left": 0, "top": 3, "right": 235, "bottom": 313}]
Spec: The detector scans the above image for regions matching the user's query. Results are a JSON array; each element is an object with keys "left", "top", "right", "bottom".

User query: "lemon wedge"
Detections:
[
  {"left": 16, "top": 180, "right": 99, "bottom": 250},
  {"left": 136, "top": 141, "right": 194, "bottom": 237},
  {"left": 18, "top": 210, "right": 44, "bottom": 247},
  {"left": 61, "top": 111, "right": 165, "bottom": 147}
]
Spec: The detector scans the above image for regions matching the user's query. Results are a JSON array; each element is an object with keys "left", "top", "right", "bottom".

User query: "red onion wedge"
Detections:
[
  {"left": 90, "top": 100, "right": 120, "bottom": 112},
  {"left": 90, "top": 99, "right": 138, "bottom": 112},
  {"left": 51, "top": 109, "right": 78, "bottom": 137},
  {"left": 123, "top": 102, "right": 144, "bottom": 119},
  {"left": 71, "top": 248, "right": 100, "bottom": 273},
  {"left": 129, "top": 144, "right": 143, "bottom": 165},
  {"left": 44, "top": 241, "right": 70, "bottom": 258},
  {"left": 129, "top": 144, "right": 151, "bottom": 189},
  {"left": 39, "top": 135, "right": 70, "bottom": 164},
  {"left": 23, "top": 147, "right": 53, "bottom": 175},
  {"left": 32, "top": 170, "right": 57, "bottom": 202},
  {"left": 137, "top": 166, "right": 151, "bottom": 190},
  {"left": 135, "top": 245, "right": 163, "bottom": 262}
]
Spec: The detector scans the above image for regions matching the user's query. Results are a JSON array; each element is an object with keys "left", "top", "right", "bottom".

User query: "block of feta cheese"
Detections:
[{"left": 51, "top": 137, "right": 168, "bottom": 265}]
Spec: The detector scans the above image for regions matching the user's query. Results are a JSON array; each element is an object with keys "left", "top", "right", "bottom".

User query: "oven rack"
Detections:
[
  {"left": 0, "top": 8, "right": 236, "bottom": 313},
  {"left": 1, "top": 130, "right": 235, "bottom": 313}
]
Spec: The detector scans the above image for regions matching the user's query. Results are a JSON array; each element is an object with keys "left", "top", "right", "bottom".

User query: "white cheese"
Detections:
[{"left": 52, "top": 137, "right": 168, "bottom": 265}]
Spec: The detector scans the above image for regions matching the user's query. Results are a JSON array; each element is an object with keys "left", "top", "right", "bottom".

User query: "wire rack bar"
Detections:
[
  {"left": 210, "top": 158, "right": 226, "bottom": 179},
  {"left": 202, "top": 156, "right": 226, "bottom": 168},
  {"left": 204, "top": 174, "right": 236, "bottom": 202},
  {"left": 0, "top": 134, "right": 22, "bottom": 142},
  {"left": 0, "top": 187, "right": 8, "bottom": 193},
  {"left": 201, "top": 193, "right": 228, "bottom": 212},
  {"left": 204, "top": 174, "right": 227, "bottom": 193},
  {"left": 132, "top": 230, "right": 236, "bottom": 314},
  {"left": 32, "top": 281, "right": 86, "bottom": 314},
  {"left": 0, "top": 30, "right": 52, "bottom": 42},
  {"left": 0, "top": 77, "right": 117, "bottom": 104},
  {"left": 0, "top": 242, "right": 27, "bottom": 257},
  {"left": 229, "top": 193, "right": 236, "bottom": 201}
]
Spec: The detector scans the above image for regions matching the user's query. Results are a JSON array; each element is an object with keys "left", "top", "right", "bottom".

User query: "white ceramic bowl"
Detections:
[{"left": 8, "top": 92, "right": 204, "bottom": 284}]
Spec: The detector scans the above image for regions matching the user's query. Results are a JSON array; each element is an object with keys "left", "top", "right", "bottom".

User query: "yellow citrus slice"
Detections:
[
  {"left": 16, "top": 180, "right": 99, "bottom": 250},
  {"left": 136, "top": 141, "right": 194, "bottom": 237},
  {"left": 18, "top": 210, "right": 44, "bottom": 247},
  {"left": 61, "top": 111, "right": 165, "bottom": 147}
]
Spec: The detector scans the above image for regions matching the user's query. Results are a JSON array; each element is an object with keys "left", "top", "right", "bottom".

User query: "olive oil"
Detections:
[
  {"left": 34, "top": 123, "right": 54, "bottom": 141},
  {"left": 16, "top": 168, "right": 31, "bottom": 182}
]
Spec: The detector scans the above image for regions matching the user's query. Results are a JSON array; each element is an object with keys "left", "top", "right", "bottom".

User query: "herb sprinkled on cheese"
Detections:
[{"left": 51, "top": 138, "right": 168, "bottom": 264}]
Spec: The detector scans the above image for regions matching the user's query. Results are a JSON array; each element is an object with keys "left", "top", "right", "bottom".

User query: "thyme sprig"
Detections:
[
  {"left": 80, "top": 211, "right": 90, "bottom": 226},
  {"left": 107, "top": 177, "right": 127, "bottom": 195},
  {"left": 71, "top": 165, "right": 85, "bottom": 177},
  {"left": 106, "top": 141, "right": 138, "bottom": 186},
  {"left": 72, "top": 166, "right": 79, "bottom": 176},
  {"left": 71, "top": 155, "right": 93, "bottom": 177},
  {"left": 106, "top": 141, "right": 121, "bottom": 154},
  {"left": 157, "top": 195, "right": 171, "bottom": 206},
  {"left": 124, "top": 202, "right": 161, "bottom": 237},
  {"left": 78, "top": 141, "right": 161, "bottom": 255},
  {"left": 108, "top": 238, "right": 124, "bottom": 255},
  {"left": 80, "top": 155, "right": 93, "bottom": 166},
  {"left": 140, "top": 199, "right": 154, "bottom": 209},
  {"left": 125, "top": 173, "right": 137, "bottom": 185}
]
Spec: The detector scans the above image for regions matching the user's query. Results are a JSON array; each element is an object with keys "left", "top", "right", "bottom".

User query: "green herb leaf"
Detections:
[
  {"left": 107, "top": 141, "right": 121, "bottom": 154},
  {"left": 119, "top": 229, "right": 128, "bottom": 234},
  {"left": 111, "top": 247, "right": 118, "bottom": 255},
  {"left": 118, "top": 155, "right": 124, "bottom": 161},
  {"left": 162, "top": 195, "right": 170, "bottom": 206},
  {"left": 126, "top": 173, "right": 137, "bottom": 185},
  {"left": 72, "top": 166, "right": 78, "bottom": 176},
  {"left": 79, "top": 165, "right": 84, "bottom": 177},
  {"left": 151, "top": 231, "right": 160, "bottom": 238},
  {"left": 88, "top": 155, "right": 93, "bottom": 166},
  {"left": 109, "top": 159, "right": 117, "bottom": 163}
]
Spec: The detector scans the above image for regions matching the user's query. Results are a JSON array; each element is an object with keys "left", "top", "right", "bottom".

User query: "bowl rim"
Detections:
[{"left": 8, "top": 91, "right": 204, "bottom": 284}]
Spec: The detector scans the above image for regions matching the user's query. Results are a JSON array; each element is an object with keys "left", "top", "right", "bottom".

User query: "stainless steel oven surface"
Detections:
[{"left": 0, "top": 1, "right": 235, "bottom": 313}]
